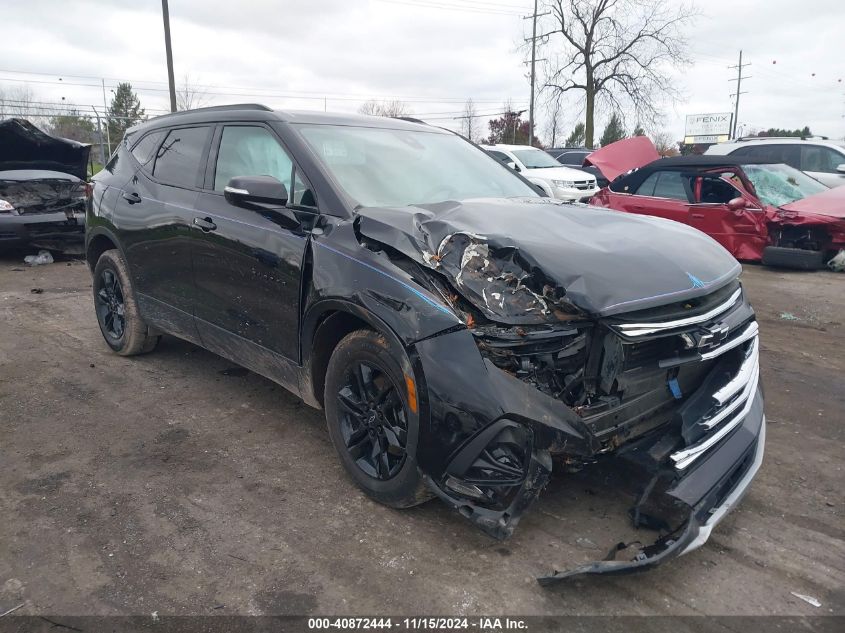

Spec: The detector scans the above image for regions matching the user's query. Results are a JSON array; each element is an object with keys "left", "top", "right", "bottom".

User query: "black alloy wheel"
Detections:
[
  {"left": 95, "top": 268, "right": 126, "bottom": 340},
  {"left": 336, "top": 361, "right": 408, "bottom": 480}
]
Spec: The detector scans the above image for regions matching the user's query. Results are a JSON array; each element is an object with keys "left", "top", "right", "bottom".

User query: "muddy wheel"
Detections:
[
  {"left": 762, "top": 246, "right": 825, "bottom": 270},
  {"left": 324, "top": 330, "right": 430, "bottom": 508},
  {"left": 93, "top": 249, "right": 160, "bottom": 356}
]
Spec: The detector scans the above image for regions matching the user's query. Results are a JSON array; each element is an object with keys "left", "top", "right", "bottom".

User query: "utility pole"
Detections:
[
  {"left": 729, "top": 50, "right": 751, "bottom": 139},
  {"left": 161, "top": 0, "right": 178, "bottom": 113},
  {"left": 101, "top": 79, "right": 111, "bottom": 155},
  {"left": 523, "top": 1, "right": 549, "bottom": 146}
]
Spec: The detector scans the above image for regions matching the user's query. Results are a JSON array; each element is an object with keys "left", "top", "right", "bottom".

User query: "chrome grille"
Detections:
[{"left": 670, "top": 334, "right": 760, "bottom": 470}]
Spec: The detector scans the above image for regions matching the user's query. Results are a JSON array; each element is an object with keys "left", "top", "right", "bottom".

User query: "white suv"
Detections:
[
  {"left": 482, "top": 144, "right": 598, "bottom": 201},
  {"left": 706, "top": 137, "right": 845, "bottom": 188}
]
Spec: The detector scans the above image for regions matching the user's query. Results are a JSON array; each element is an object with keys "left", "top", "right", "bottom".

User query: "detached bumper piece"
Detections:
[
  {"left": 426, "top": 419, "right": 552, "bottom": 540},
  {"left": 538, "top": 405, "right": 765, "bottom": 585}
]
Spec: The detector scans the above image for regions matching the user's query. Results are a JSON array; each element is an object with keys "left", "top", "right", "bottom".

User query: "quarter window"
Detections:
[
  {"left": 153, "top": 127, "right": 211, "bottom": 188},
  {"left": 130, "top": 131, "right": 165, "bottom": 168}
]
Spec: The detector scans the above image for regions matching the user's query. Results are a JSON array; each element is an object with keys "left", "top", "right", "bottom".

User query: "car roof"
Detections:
[
  {"left": 611, "top": 155, "right": 784, "bottom": 192},
  {"left": 125, "top": 104, "right": 445, "bottom": 137},
  {"left": 708, "top": 137, "right": 845, "bottom": 153},
  {"left": 483, "top": 144, "right": 544, "bottom": 151}
]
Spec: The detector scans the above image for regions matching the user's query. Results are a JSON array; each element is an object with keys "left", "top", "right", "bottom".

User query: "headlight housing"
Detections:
[
  {"left": 0, "top": 199, "right": 14, "bottom": 213},
  {"left": 553, "top": 180, "right": 576, "bottom": 188}
]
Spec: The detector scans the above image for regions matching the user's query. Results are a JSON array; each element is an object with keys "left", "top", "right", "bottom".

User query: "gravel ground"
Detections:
[{"left": 0, "top": 253, "right": 842, "bottom": 621}]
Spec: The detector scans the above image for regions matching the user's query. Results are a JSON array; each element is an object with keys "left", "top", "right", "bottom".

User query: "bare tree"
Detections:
[
  {"left": 651, "top": 130, "right": 679, "bottom": 156},
  {"left": 358, "top": 100, "right": 412, "bottom": 117},
  {"left": 459, "top": 98, "right": 478, "bottom": 141},
  {"left": 544, "top": 97, "right": 564, "bottom": 147},
  {"left": 176, "top": 74, "right": 211, "bottom": 111},
  {"left": 543, "top": 0, "right": 695, "bottom": 148},
  {"left": 0, "top": 85, "right": 47, "bottom": 125}
]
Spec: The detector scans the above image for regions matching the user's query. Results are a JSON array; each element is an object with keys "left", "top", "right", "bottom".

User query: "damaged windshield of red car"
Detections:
[
  {"left": 742, "top": 163, "right": 828, "bottom": 207},
  {"left": 297, "top": 125, "right": 538, "bottom": 208}
]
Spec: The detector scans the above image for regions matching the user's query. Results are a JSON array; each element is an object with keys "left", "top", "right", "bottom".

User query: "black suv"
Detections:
[{"left": 87, "top": 104, "right": 765, "bottom": 582}]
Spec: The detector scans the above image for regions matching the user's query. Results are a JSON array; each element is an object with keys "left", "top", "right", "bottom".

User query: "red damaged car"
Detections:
[{"left": 588, "top": 137, "right": 845, "bottom": 270}]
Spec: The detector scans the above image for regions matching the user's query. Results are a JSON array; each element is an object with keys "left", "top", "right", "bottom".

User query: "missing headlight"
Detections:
[{"left": 473, "top": 324, "right": 589, "bottom": 406}]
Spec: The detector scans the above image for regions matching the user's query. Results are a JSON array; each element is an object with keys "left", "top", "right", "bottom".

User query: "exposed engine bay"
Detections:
[{"left": 354, "top": 198, "right": 764, "bottom": 582}]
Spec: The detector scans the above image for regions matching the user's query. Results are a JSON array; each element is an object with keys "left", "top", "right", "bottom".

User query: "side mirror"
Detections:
[
  {"left": 727, "top": 197, "right": 747, "bottom": 212},
  {"left": 506, "top": 161, "right": 520, "bottom": 172},
  {"left": 836, "top": 164, "right": 845, "bottom": 174},
  {"left": 224, "top": 175, "right": 288, "bottom": 208}
]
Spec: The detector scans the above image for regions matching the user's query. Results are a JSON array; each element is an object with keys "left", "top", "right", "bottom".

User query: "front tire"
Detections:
[
  {"left": 324, "top": 329, "right": 430, "bottom": 508},
  {"left": 762, "top": 246, "right": 825, "bottom": 270},
  {"left": 93, "top": 249, "right": 160, "bottom": 356}
]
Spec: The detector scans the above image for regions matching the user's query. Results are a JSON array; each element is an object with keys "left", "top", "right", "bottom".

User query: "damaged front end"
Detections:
[{"left": 354, "top": 199, "right": 764, "bottom": 582}]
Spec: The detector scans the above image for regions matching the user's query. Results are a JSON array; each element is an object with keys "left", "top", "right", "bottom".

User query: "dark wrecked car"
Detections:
[
  {"left": 87, "top": 105, "right": 765, "bottom": 583},
  {"left": 0, "top": 118, "right": 90, "bottom": 252},
  {"left": 588, "top": 136, "right": 845, "bottom": 271}
]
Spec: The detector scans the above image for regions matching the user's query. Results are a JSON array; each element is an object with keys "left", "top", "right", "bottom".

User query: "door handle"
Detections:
[
  {"left": 193, "top": 216, "right": 217, "bottom": 232},
  {"left": 122, "top": 191, "right": 142, "bottom": 204},
  {"left": 690, "top": 213, "right": 705, "bottom": 219}
]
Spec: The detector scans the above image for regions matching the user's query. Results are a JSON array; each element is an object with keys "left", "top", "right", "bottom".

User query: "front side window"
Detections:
[
  {"left": 742, "top": 163, "right": 828, "bottom": 206},
  {"left": 801, "top": 145, "right": 843, "bottom": 173},
  {"left": 214, "top": 126, "right": 293, "bottom": 193},
  {"left": 297, "top": 125, "right": 538, "bottom": 208},
  {"left": 153, "top": 126, "right": 210, "bottom": 188}
]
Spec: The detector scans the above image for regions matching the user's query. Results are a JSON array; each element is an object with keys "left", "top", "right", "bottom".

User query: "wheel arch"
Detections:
[
  {"left": 301, "top": 299, "right": 416, "bottom": 410},
  {"left": 85, "top": 227, "right": 125, "bottom": 273}
]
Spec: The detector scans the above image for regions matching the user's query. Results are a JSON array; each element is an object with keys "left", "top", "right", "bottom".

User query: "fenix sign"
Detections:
[{"left": 685, "top": 113, "right": 733, "bottom": 137}]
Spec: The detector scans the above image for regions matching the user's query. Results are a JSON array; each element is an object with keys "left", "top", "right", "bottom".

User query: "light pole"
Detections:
[{"left": 161, "top": 0, "right": 178, "bottom": 112}]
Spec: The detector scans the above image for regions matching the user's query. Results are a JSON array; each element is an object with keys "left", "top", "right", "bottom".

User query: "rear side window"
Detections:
[
  {"left": 131, "top": 131, "right": 165, "bottom": 168},
  {"left": 734, "top": 144, "right": 800, "bottom": 168},
  {"left": 559, "top": 151, "right": 588, "bottom": 165},
  {"left": 637, "top": 171, "right": 690, "bottom": 201},
  {"left": 153, "top": 126, "right": 211, "bottom": 188}
]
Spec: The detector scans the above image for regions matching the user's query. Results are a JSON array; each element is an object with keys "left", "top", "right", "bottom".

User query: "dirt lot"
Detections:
[{"left": 1, "top": 252, "right": 843, "bottom": 619}]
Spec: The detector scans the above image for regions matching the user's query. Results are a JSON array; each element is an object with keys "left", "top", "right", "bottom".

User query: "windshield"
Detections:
[
  {"left": 742, "top": 163, "right": 828, "bottom": 206},
  {"left": 512, "top": 148, "right": 562, "bottom": 169},
  {"left": 297, "top": 125, "right": 539, "bottom": 208}
]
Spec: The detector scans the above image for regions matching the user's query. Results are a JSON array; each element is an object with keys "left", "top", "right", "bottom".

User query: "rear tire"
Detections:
[
  {"left": 324, "top": 329, "right": 430, "bottom": 509},
  {"left": 762, "top": 246, "right": 825, "bottom": 270},
  {"left": 93, "top": 249, "right": 160, "bottom": 356}
]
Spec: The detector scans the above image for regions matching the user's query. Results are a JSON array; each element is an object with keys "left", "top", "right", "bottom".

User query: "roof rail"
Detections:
[
  {"left": 736, "top": 135, "right": 829, "bottom": 142},
  {"left": 145, "top": 103, "right": 272, "bottom": 123}
]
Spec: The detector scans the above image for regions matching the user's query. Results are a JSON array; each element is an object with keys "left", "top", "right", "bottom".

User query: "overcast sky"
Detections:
[{"left": 2, "top": 0, "right": 844, "bottom": 143}]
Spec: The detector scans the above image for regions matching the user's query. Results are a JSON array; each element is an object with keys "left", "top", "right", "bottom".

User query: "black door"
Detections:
[
  {"left": 192, "top": 124, "right": 317, "bottom": 362},
  {"left": 114, "top": 126, "right": 211, "bottom": 341}
]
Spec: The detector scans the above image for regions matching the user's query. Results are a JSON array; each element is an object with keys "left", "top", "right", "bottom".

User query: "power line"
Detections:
[
  {"left": 373, "top": 0, "right": 527, "bottom": 16},
  {"left": 0, "top": 73, "right": 516, "bottom": 105}
]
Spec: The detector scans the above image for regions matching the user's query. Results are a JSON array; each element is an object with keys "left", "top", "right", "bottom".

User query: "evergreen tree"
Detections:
[
  {"left": 599, "top": 113, "right": 626, "bottom": 147},
  {"left": 107, "top": 83, "right": 145, "bottom": 144},
  {"left": 564, "top": 122, "right": 586, "bottom": 147}
]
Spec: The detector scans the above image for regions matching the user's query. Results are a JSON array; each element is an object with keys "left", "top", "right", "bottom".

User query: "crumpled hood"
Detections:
[
  {"left": 356, "top": 198, "right": 741, "bottom": 320},
  {"left": 780, "top": 186, "right": 845, "bottom": 220},
  {"left": 584, "top": 136, "right": 660, "bottom": 182},
  {"left": 0, "top": 118, "right": 90, "bottom": 180}
]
